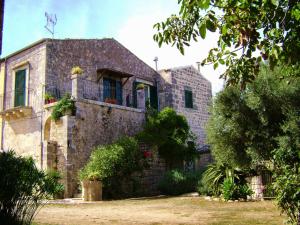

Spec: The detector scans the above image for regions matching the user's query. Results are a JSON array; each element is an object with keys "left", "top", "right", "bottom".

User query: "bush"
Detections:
[
  {"left": 158, "top": 170, "right": 202, "bottom": 195},
  {"left": 198, "top": 164, "right": 251, "bottom": 198},
  {"left": 222, "top": 178, "right": 253, "bottom": 201},
  {"left": 0, "top": 150, "right": 63, "bottom": 225},
  {"left": 79, "top": 137, "right": 145, "bottom": 199},
  {"left": 51, "top": 93, "right": 76, "bottom": 121},
  {"left": 138, "top": 107, "right": 197, "bottom": 168}
]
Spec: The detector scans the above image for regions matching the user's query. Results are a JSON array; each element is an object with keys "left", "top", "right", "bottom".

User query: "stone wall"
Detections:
[
  {"left": 2, "top": 42, "right": 47, "bottom": 164},
  {"left": 136, "top": 145, "right": 166, "bottom": 196},
  {"left": 64, "top": 99, "right": 145, "bottom": 197},
  {"left": 45, "top": 39, "right": 158, "bottom": 98},
  {"left": 159, "top": 66, "right": 212, "bottom": 146}
]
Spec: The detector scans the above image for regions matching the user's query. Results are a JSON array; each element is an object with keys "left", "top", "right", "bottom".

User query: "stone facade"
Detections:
[
  {"left": 0, "top": 39, "right": 213, "bottom": 197},
  {"left": 158, "top": 66, "right": 212, "bottom": 146},
  {"left": 0, "top": 39, "right": 156, "bottom": 197},
  {"left": 0, "top": 41, "right": 46, "bottom": 165}
]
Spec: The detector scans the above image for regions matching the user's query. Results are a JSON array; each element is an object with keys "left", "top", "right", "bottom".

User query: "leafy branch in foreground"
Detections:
[{"left": 154, "top": 0, "right": 300, "bottom": 88}]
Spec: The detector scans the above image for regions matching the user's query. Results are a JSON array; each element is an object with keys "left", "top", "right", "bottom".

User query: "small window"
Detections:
[
  {"left": 103, "top": 78, "right": 122, "bottom": 105},
  {"left": 14, "top": 69, "right": 26, "bottom": 107},
  {"left": 185, "top": 90, "right": 193, "bottom": 108}
]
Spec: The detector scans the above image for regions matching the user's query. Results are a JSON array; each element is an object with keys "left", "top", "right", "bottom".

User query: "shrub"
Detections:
[
  {"left": 51, "top": 93, "right": 76, "bottom": 121},
  {"left": 222, "top": 178, "right": 253, "bottom": 201},
  {"left": 0, "top": 150, "right": 63, "bottom": 225},
  {"left": 138, "top": 107, "right": 197, "bottom": 169},
  {"left": 158, "top": 170, "right": 202, "bottom": 195},
  {"left": 199, "top": 164, "right": 251, "bottom": 197},
  {"left": 79, "top": 137, "right": 145, "bottom": 199}
]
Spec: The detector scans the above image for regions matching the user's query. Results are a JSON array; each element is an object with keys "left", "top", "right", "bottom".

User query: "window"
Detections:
[
  {"left": 103, "top": 78, "right": 122, "bottom": 105},
  {"left": 14, "top": 69, "right": 26, "bottom": 107},
  {"left": 185, "top": 90, "right": 193, "bottom": 108},
  {"left": 133, "top": 81, "right": 158, "bottom": 109}
]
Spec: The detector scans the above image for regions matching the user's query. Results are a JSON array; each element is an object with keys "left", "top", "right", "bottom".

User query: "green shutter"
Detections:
[
  {"left": 185, "top": 90, "right": 193, "bottom": 108},
  {"left": 132, "top": 81, "right": 138, "bottom": 108},
  {"left": 116, "top": 80, "right": 123, "bottom": 105},
  {"left": 150, "top": 85, "right": 158, "bottom": 109},
  {"left": 14, "top": 69, "right": 26, "bottom": 107}
]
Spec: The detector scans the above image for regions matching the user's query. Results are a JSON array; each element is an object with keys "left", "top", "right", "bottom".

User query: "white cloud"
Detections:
[{"left": 116, "top": 10, "right": 225, "bottom": 95}]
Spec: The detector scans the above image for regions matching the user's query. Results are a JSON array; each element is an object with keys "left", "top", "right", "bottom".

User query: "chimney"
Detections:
[
  {"left": 196, "top": 62, "right": 201, "bottom": 73},
  {"left": 154, "top": 57, "right": 158, "bottom": 71}
]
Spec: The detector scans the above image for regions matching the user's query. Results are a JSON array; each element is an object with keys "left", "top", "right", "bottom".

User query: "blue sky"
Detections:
[{"left": 2, "top": 0, "right": 224, "bottom": 93}]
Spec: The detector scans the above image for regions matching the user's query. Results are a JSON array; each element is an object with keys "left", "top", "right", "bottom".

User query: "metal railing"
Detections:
[
  {"left": 0, "top": 80, "right": 139, "bottom": 112},
  {"left": 0, "top": 88, "right": 41, "bottom": 111},
  {"left": 80, "top": 79, "right": 136, "bottom": 108}
]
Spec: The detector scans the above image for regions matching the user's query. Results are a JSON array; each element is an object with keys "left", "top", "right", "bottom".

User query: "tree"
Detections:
[
  {"left": 153, "top": 0, "right": 300, "bottom": 87},
  {"left": 273, "top": 111, "right": 300, "bottom": 225},
  {"left": 207, "top": 64, "right": 300, "bottom": 168},
  {"left": 206, "top": 64, "right": 300, "bottom": 224}
]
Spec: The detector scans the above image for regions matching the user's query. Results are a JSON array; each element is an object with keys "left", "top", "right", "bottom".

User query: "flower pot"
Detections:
[
  {"left": 105, "top": 98, "right": 117, "bottom": 104},
  {"left": 50, "top": 99, "right": 56, "bottom": 103},
  {"left": 64, "top": 109, "right": 73, "bottom": 116},
  {"left": 81, "top": 180, "right": 102, "bottom": 201}
]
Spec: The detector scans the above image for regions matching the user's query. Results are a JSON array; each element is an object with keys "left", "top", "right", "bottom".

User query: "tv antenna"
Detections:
[{"left": 44, "top": 12, "right": 57, "bottom": 38}]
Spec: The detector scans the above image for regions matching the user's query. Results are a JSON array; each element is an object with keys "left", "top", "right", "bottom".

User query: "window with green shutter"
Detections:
[
  {"left": 14, "top": 69, "right": 26, "bottom": 107},
  {"left": 185, "top": 90, "right": 193, "bottom": 108}
]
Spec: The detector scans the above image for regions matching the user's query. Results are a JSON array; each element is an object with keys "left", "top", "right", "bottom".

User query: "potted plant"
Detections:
[
  {"left": 79, "top": 168, "right": 102, "bottom": 201},
  {"left": 45, "top": 93, "right": 56, "bottom": 104},
  {"left": 51, "top": 93, "right": 76, "bottom": 121},
  {"left": 71, "top": 66, "right": 83, "bottom": 75},
  {"left": 49, "top": 96, "right": 56, "bottom": 104},
  {"left": 136, "top": 83, "right": 145, "bottom": 90},
  {"left": 44, "top": 93, "right": 51, "bottom": 104},
  {"left": 105, "top": 98, "right": 117, "bottom": 104}
]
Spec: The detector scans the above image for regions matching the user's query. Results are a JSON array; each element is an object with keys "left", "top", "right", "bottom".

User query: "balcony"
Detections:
[
  {"left": 0, "top": 88, "right": 38, "bottom": 121},
  {"left": 71, "top": 77, "right": 139, "bottom": 109}
]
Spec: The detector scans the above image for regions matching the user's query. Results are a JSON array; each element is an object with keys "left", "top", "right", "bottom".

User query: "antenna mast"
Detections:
[{"left": 44, "top": 12, "right": 57, "bottom": 38}]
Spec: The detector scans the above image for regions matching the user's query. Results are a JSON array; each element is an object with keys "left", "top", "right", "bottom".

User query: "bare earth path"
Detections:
[{"left": 34, "top": 196, "right": 285, "bottom": 225}]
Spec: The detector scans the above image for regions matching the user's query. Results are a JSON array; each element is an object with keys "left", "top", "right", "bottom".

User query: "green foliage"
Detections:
[
  {"left": 79, "top": 137, "right": 145, "bottom": 199},
  {"left": 154, "top": 0, "right": 300, "bottom": 87},
  {"left": 222, "top": 177, "right": 252, "bottom": 201},
  {"left": 45, "top": 170, "right": 64, "bottom": 198},
  {"left": 158, "top": 169, "right": 202, "bottom": 195},
  {"left": 44, "top": 93, "right": 54, "bottom": 101},
  {"left": 0, "top": 150, "right": 63, "bottom": 225},
  {"left": 207, "top": 64, "right": 300, "bottom": 168},
  {"left": 71, "top": 66, "right": 83, "bottom": 75},
  {"left": 273, "top": 111, "right": 300, "bottom": 225},
  {"left": 51, "top": 93, "right": 76, "bottom": 121},
  {"left": 136, "top": 83, "right": 145, "bottom": 90},
  {"left": 138, "top": 107, "right": 197, "bottom": 168},
  {"left": 222, "top": 178, "right": 236, "bottom": 201},
  {"left": 200, "top": 164, "right": 250, "bottom": 197}
]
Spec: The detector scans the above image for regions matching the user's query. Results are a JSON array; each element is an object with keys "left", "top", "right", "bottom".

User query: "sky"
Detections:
[{"left": 2, "top": 0, "right": 225, "bottom": 94}]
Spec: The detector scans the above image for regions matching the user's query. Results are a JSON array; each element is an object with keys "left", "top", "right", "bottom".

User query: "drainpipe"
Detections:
[
  {"left": 40, "top": 84, "right": 45, "bottom": 169},
  {"left": 153, "top": 57, "right": 160, "bottom": 111},
  {"left": 1, "top": 58, "right": 7, "bottom": 150}
]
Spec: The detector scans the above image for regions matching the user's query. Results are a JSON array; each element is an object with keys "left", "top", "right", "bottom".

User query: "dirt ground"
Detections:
[{"left": 34, "top": 196, "right": 285, "bottom": 225}]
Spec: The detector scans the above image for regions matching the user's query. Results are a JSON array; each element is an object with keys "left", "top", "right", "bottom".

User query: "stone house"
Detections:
[{"left": 0, "top": 38, "right": 212, "bottom": 197}]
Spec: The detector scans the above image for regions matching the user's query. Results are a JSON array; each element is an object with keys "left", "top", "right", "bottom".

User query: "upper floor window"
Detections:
[
  {"left": 14, "top": 69, "right": 26, "bottom": 107},
  {"left": 103, "top": 78, "right": 122, "bottom": 105},
  {"left": 184, "top": 90, "right": 193, "bottom": 109},
  {"left": 133, "top": 81, "right": 158, "bottom": 109}
]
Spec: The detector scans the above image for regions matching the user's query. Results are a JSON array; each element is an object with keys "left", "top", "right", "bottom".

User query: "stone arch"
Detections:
[{"left": 44, "top": 116, "right": 51, "bottom": 141}]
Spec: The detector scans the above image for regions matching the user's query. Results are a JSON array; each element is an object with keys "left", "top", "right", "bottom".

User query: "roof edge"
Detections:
[
  {"left": 0, "top": 38, "right": 116, "bottom": 62},
  {"left": 0, "top": 38, "right": 50, "bottom": 62}
]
